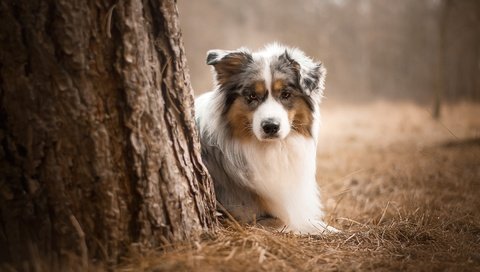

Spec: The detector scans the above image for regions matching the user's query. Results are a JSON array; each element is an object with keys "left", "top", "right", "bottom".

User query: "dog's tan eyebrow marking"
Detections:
[
  {"left": 253, "top": 80, "right": 267, "bottom": 96},
  {"left": 272, "top": 79, "right": 286, "bottom": 96}
]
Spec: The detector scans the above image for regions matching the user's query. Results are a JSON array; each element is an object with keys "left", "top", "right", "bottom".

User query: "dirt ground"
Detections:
[{"left": 116, "top": 100, "right": 480, "bottom": 272}]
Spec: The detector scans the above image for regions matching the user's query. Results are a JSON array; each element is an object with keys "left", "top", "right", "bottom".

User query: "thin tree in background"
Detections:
[
  {"left": 433, "top": 0, "right": 451, "bottom": 119},
  {"left": 0, "top": 0, "right": 216, "bottom": 269}
]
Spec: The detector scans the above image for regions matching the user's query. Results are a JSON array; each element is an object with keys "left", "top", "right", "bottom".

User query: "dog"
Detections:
[{"left": 195, "top": 43, "right": 337, "bottom": 234}]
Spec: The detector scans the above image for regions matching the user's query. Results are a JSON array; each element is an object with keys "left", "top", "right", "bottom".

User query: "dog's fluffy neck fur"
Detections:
[{"left": 240, "top": 134, "right": 324, "bottom": 232}]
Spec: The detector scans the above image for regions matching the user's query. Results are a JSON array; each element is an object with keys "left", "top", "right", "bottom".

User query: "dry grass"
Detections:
[
  {"left": 5, "top": 101, "right": 477, "bottom": 271},
  {"left": 117, "top": 101, "right": 480, "bottom": 271}
]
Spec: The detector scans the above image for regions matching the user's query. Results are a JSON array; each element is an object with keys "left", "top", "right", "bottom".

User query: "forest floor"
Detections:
[{"left": 123, "top": 100, "right": 480, "bottom": 271}]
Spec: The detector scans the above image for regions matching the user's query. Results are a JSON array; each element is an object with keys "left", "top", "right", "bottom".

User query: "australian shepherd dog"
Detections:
[{"left": 195, "top": 43, "right": 337, "bottom": 234}]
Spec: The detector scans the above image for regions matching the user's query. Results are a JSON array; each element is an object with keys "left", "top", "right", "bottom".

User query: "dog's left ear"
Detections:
[
  {"left": 280, "top": 50, "right": 326, "bottom": 95},
  {"left": 206, "top": 49, "right": 253, "bottom": 86}
]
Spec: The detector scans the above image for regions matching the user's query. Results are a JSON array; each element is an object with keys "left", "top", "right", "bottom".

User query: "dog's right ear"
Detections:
[{"left": 206, "top": 49, "right": 253, "bottom": 85}]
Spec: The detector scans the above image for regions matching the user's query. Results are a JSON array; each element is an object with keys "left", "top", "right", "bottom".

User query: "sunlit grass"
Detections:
[{"left": 118, "top": 101, "right": 480, "bottom": 271}]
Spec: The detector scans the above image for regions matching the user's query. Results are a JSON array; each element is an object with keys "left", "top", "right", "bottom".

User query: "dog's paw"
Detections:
[
  {"left": 308, "top": 220, "right": 340, "bottom": 234},
  {"left": 256, "top": 218, "right": 341, "bottom": 235},
  {"left": 283, "top": 220, "right": 341, "bottom": 235},
  {"left": 322, "top": 225, "right": 341, "bottom": 233}
]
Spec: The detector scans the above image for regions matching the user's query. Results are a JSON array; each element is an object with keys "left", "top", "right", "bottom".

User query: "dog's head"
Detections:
[{"left": 207, "top": 44, "right": 326, "bottom": 141}]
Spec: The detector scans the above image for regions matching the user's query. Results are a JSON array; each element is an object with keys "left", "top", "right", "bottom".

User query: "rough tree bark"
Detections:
[{"left": 0, "top": 0, "right": 216, "bottom": 268}]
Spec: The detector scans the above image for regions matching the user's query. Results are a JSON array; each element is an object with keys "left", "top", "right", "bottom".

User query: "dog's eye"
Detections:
[
  {"left": 280, "top": 91, "right": 291, "bottom": 100},
  {"left": 247, "top": 93, "right": 258, "bottom": 102}
]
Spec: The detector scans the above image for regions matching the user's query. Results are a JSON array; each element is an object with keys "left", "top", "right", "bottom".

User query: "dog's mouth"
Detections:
[
  {"left": 256, "top": 132, "right": 285, "bottom": 142},
  {"left": 261, "top": 135, "right": 280, "bottom": 141}
]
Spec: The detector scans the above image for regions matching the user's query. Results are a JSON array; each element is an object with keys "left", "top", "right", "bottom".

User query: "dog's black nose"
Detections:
[{"left": 261, "top": 119, "right": 280, "bottom": 135}]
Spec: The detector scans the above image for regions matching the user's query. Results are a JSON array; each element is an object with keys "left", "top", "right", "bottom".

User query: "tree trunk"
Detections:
[
  {"left": 0, "top": 0, "right": 216, "bottom": 268},
  {"left": 433, "top": 0, "right": 451, "bottom": 119}
]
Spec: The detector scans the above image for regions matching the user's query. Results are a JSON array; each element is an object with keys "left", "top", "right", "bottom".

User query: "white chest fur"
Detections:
[{"left": 240, "top": 135, "right": 325, "bottom": 232}]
